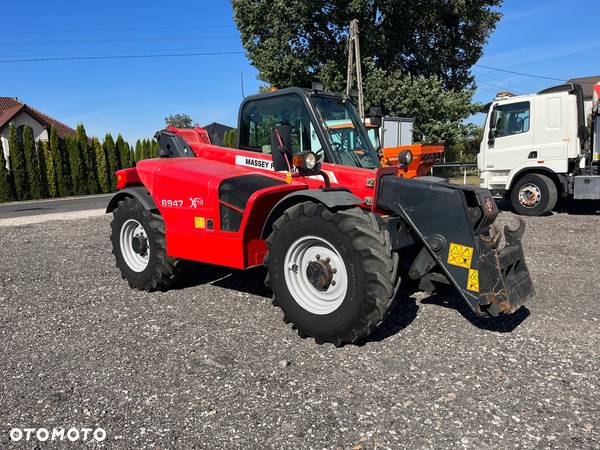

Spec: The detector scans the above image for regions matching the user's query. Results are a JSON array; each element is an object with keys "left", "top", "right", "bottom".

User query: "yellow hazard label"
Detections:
[
  {"left": 467, "top": 269, "right": 480, "bottom": 292},
  {"left": 447, "top": 243, "right": 474, "bottom": 269},
  {"left": 194, "top": 217, "right": 206, "bottom": 229}
]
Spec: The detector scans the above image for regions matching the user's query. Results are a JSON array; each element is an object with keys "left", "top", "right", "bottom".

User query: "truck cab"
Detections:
[{"left": 478, "top": 83, "right": 600, "bottom": 215}]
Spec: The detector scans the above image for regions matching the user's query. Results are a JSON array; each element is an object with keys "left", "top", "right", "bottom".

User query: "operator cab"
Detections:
[{"left": 237, "top": 87, "right": 380, "bottom": 169}]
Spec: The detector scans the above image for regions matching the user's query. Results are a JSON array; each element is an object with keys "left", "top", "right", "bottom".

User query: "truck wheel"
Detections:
[
  {"left": 511, "top": 173, "right": 558, "bottom": 216},
  {"left": 265, "top": 201, "right": 395, "bottom": 346},
  {"left": 110, "top": 196, "right": 180, "bottom": 291}
]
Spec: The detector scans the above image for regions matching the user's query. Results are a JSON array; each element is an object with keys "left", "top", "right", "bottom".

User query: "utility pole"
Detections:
[{"left": 346, "top": 19, "right": 365, "bottom": 119}]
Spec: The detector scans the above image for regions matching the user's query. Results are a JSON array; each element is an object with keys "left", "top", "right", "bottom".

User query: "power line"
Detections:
[
  {"left": 0, "top": 45, "right": 244, "bottom": 60},
  {"left": 477, "top": 81, "right": 517, "bottom": 94},
  {"left": 0, "top": 35, "right": 240, "bottom": 47},
  {"left": 472, "top": 68, "right": 531, "bottom": 93},
  {"left": 476, "top": 86, "right": 504, "bottom": 95},
  {"left": 0, "top": 18, "right": 347, "bottom": 37},
  {"left": 0, "top": 24, "right": 233, "bottom": 36},
  {"left": 0, "top": 51, "right": 245, "bottom": 64},
  {"left": 474, "top": 64, "right": 564, "bottom": 82}
]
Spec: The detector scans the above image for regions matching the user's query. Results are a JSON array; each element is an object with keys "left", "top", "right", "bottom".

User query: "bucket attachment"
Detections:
[
  {"left": 375, "top": 175, "right": 534, "bottom": 317},
  {"left": 476, "top": 219, "right": 533, "bottom": 316}
]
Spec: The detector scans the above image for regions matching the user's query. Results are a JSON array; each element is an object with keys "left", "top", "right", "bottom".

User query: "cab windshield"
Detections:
[
  {"left": 311, "top": 96, "right": 380, "bottom": 169},
  {"left": 367, "top": 127, "right": 380, "bottom": 150}
]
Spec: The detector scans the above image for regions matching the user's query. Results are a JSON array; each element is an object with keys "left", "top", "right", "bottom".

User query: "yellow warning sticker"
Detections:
[
  {"left": 467, "top": 269, "right": 480, "bottom": 292},
  {"left": 194, "top": 217, "right": 206, "bottom": 229},
  {"left": 447, "top": 243, "right": 474, "bottom": 269}
]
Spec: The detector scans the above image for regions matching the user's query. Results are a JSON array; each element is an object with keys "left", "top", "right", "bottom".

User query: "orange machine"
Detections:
[
  {"left": 326, "top": 120, "right": 445, "bottom": 178},
  {"left": 362, "top": 119, "right": 445, "bottom": 178},
  {"left": 380, "top": 144, "right": 445, "bottom": 178}
]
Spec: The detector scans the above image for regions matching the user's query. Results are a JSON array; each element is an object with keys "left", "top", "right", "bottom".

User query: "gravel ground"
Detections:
[{"left": 0, "top": 208, "right": 598, "bottom": 449}]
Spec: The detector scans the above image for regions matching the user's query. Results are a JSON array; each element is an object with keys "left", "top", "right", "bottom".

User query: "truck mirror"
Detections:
[
  {"left": 488, "top": 129, "right": 496, "bottom": 146},
  {"left": 270, "top": 125, "right": 293, "bottom": 172},
  {"left": 368, "top": 106, "right": 383, "bottom": 118}
]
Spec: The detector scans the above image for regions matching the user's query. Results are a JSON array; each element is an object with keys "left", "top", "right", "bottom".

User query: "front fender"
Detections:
[
  {"left": 106, "top": 187, "right": 158, "bottom": 213},
  {"left": 260, "top": 189, "right": 364, "bottom": 239}
]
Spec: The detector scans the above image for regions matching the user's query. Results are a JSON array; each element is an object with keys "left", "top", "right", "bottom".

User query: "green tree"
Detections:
[
  {"left": 223, "top": 129, "right": 237, "bottom": 148},
  {"left": 9, "top": 123, "right": 28, "bottom": 200},
  {"left": 77, "top": 124, "right": 100, "bottom": 194},
  {"left": 103, "top": 133, "right": 119, "bottom": 185},
  {"left": 446, "top": 125, "right": 483, "bottom": 162},
  {"left": 232, "top": 1, "right": 501, "bottom": 143},
  {"left": 37, "top": 140, "right": 49, "bottom": 198},
  {"left": 0, "top": 141, "right": 12, "bottom": 202},
  {"left": 23, "top": 126, "right": 43, "bottom": 199},
  {"left": 116, "top": 134, "right": 130, "bottom": 169},
  {"left": 151, "top": 140, "right": 160, "bottom": 158},
  {"left": 130, "top": 143, "right": 136, "bottom": 165},
  {"left": 50, "top": 127, "right": 69, "bottom": 197},
  {"left": 93, "top": 137, "right": 111, "bottom": 193},
  {"left": 165, "top": 113, "right": 193, "bottom": 128},
  {"left": 134, "top": 139, "right": 142, "bottom": 163},
  {"left": 363, "top": 64, "right": 481, "bottom": 145},
  {"left": 67, "top": 136, "right": 86, "bottom": 195},
  {"left": 141, "top": 139, "right": 151, "bottom": 160},
  {"left": 39, "top": 140, "right": 57, "bottom": 197},
  {"left": 233, "top": 0, "right": 501, "bottom": 91}
]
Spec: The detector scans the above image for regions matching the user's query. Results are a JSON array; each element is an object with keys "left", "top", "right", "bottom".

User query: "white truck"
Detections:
[{"left": 478, "top": 82, "right": 600, "bottom": 215}]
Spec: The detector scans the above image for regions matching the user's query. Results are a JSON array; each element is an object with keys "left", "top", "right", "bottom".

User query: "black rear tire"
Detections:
[
  {"left": 264, "top": 201, "right": 396, "bottom": 346},
  {"left": 110, "top": 196, "right": 180, "bottom": 291},
  {"left": 510, "top": 173, "right": 557, "bottom": 216}
]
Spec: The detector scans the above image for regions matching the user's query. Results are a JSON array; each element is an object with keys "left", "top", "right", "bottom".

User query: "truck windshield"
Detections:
[{"left": 311, "top": 96, "right": 380, "bottom": 169}]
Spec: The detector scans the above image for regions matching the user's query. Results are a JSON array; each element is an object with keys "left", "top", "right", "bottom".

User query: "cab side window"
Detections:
[
  {"left": 492, "top": 101, "right": 530, "bottom": 138},
  {"left": 238, "top": 94, "right": 315, "bottom": 155}
]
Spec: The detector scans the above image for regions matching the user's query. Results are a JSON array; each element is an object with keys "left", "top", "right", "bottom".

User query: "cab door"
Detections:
[{"left": 482, "top": 100, "right": 534, "bottom": 171}]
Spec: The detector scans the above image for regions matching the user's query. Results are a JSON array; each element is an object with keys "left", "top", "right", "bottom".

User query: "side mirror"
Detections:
[
  {"left": 368, "top": 106, "right": 383, "bottom": 118},
  {"left": 367, "top": 116, "right": 382, "bottom": 129},
  {"left": 311, "top": 81, "right": 324, "bottom": 92},
  {"left": 488, "top": 129, "right": 496, "bottom": 146},
  {"left": 270, "top": 125, "right": 293, "bottom": 172}
]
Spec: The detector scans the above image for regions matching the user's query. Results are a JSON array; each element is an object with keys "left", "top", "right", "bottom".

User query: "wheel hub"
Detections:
[
  {"left": 119, "top": 219, "right": 151, "bottom": 273},
  {"left": 283, "top": 236, "right": 348, "bottom": 315},
  {"left": 306, "top": 257, "right": 334, "bottom": 291},
  {"left": 131, "top": 234, "right": 148, "bottom": 256},
  {"left": 518, "top": 183, "right": 541, "bottom": 208}
]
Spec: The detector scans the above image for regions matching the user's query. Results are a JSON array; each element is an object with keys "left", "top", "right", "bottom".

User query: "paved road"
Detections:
[
  {"left": 0, "top": 194, "right": 112, "bottom": 219},
  {"left": 0, "top": 211, "right": 598, "bottom": 448}
]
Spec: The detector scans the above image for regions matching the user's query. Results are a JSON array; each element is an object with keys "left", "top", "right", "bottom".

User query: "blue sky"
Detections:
[{"left": 0, "top": 0, "right": 597, "bottom": 143}]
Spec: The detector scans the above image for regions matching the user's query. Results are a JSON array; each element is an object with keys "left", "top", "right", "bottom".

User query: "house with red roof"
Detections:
[{"left": 0, "top": 97, "right": 76, "bottom": 165}]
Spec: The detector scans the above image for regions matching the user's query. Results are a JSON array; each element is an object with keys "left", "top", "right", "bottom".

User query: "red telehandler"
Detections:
[{"left": 107, "top": 87, "right": 534, "bottom": 345}]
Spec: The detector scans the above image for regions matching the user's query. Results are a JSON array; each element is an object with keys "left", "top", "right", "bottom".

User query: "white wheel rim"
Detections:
[
  {"left": 518, "top": 183, "right": 542, "bottom": 208},
  {"left": 120, "top": 219, "right": 150, "bottom": 272},
  {"left": 283, "top": 235, "right": 348, "bottom": 315}
]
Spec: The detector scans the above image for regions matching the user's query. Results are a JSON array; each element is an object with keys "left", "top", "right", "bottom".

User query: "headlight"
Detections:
[
  {"left": 303, "top": 152, "right": 317, "bottom": 170},
  {"left": 398, "top": 149, "right": 413, "bottom": 165},
  {"left": 292, "top": 151, "right": 318, "bottom": 173}
]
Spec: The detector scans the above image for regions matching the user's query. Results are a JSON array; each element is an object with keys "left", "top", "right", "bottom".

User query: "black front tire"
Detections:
[
  {"left": 510, "top": 173, "right": 558, "bottom": 216},
  {"left": 264, "top": 201, "right": 396, "bottom": 346},
  {"left": 110, "top": 196, "right": 180, "bottom": 291}
]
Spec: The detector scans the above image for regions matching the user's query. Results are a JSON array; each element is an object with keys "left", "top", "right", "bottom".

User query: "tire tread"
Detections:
[
  {"left": 265, "top": 202, "right": 396, "bottom": 346},
  {"left": 110, "top": 196, "right": 180, "bottom": 292}
]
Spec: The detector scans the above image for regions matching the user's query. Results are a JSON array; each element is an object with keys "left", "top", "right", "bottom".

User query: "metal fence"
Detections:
[{"left": 431, "top": 162, "right": 479, "bottom": 185}]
